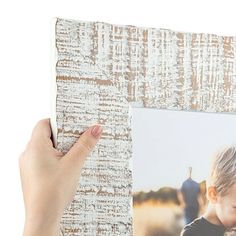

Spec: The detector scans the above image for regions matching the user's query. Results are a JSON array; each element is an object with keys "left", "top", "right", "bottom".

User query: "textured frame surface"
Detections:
[{"left": 51, "top": 17, "right": 236, "bottom": 235}]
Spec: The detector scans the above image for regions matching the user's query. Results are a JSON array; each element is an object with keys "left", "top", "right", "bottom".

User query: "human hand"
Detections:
[{"left": 19, "top": 118, "right": 103, "bottom": 236}]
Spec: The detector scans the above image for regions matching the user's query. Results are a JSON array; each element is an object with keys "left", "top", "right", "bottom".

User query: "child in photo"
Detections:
[{"left": 181, "top": 145, "right": 236, "bottom": 236}]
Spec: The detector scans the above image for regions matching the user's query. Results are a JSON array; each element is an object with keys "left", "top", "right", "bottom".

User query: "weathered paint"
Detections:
[{"left": 52, "top": 17, "right": 236, "bottom": 235}]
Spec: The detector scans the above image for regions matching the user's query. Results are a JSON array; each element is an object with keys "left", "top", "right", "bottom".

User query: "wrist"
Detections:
[{"left": 23, "top": 213, "right": 62, "bottom": 236}]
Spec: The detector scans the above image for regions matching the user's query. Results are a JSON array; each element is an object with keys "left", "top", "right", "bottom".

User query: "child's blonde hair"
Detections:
[{"left": 207, "top": 145, "right": 236, "bottom": 196}]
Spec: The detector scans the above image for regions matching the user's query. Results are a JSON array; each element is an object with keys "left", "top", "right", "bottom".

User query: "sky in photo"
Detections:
[{"left": 131, "top": 108, "right": 236, "bottom": 192}]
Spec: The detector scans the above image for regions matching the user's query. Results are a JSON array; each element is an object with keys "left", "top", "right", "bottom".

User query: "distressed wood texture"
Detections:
[{"left": 53, "top": 17, "right": 236, "bottom": 235}]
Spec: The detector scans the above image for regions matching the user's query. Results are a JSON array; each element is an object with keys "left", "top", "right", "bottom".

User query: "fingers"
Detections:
[
  {"left": 31, "top": 118, "right": 51, "bottom": 138},
  {"left": 60, "top": 124, "right": 103, "bottom": 171},
  {"left": 31, "top": 118, "right": 53, "bottom": 144}
]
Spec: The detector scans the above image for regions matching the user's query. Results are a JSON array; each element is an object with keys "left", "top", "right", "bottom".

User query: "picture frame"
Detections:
[{"left": 51, "top": 17, "right": 236, "bottom": 235}]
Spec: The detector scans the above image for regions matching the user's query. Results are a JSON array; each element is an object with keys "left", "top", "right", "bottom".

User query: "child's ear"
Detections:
[{"left": 207, "top": 186, "right": 218, "bottom": 203}]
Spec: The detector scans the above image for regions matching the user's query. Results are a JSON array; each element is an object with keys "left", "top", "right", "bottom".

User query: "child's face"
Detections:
[{"left": 215, "top": 183, "right": 236, "bottom": 229}]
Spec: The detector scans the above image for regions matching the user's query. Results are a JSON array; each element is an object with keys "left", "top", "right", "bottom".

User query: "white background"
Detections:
[{"left": 0, "top": 0, "right": 236, "bottom": 234}]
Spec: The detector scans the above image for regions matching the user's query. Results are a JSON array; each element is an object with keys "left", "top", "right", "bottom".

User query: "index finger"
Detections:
[{"left": 31, "top": 118, "right": 53, "bottom": 145}]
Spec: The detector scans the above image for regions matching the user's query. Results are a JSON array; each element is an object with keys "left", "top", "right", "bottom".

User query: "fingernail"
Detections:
[{"left": 91, "top": 125, "right": 103, "bottom": 137}]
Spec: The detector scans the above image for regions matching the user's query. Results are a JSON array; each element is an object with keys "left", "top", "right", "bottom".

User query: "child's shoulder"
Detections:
[
  {"left": 180, "top": 216, "right": 226, "bottom": 236},
  {"left": 181, "top": 217, "right": 203, "bottom": 236}
]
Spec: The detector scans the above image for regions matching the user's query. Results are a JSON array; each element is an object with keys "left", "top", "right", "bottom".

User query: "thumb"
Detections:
[{"left": 61, "top": 124, "right": 103, "bottom": 170}]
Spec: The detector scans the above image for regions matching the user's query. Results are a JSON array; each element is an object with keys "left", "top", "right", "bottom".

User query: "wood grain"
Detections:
[{"left": 52, "top": 17, "right": 236, "bottom": 235}]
